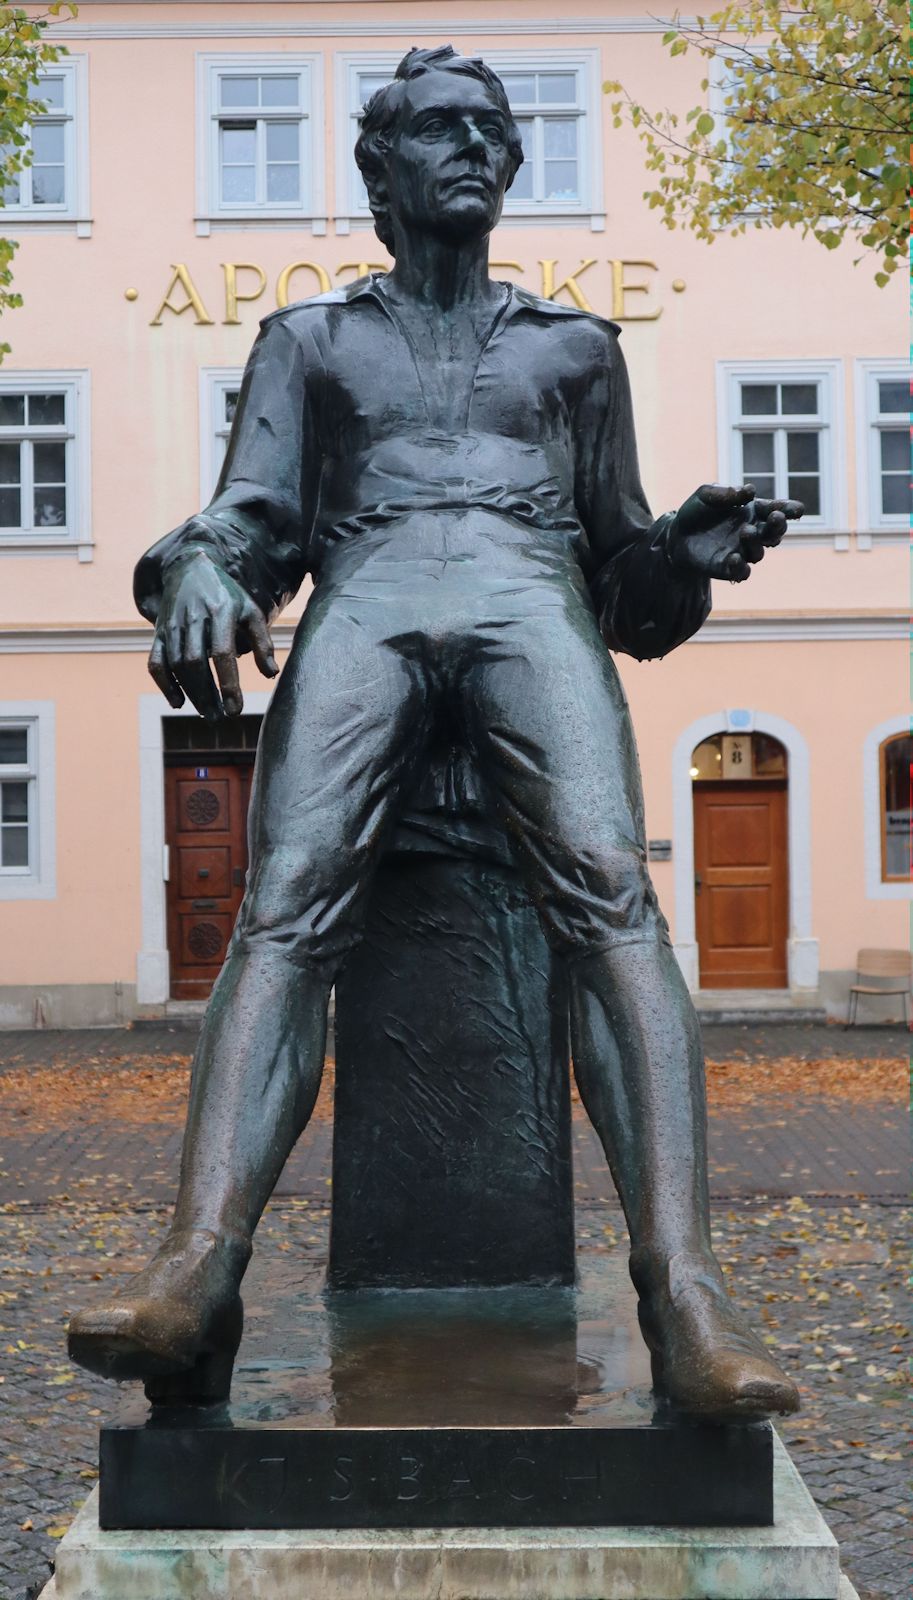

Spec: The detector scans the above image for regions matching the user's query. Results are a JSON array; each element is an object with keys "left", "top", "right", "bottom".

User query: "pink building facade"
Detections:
[{"left": 0, "top": 0, "right": 907, "bottom": 1026}]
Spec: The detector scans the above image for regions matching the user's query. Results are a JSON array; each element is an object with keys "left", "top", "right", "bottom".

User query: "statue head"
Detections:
[{"left": 354, "top": 46, "right": 524, "bottom": 256}]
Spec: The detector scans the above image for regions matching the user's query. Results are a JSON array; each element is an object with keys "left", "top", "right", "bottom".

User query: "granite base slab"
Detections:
[
  {"left": 51, "top": 1438, "right": 844, "bottom": 1600},
  {"left": 97, "top": 1253, "right": 772, "bottom": 1530}
]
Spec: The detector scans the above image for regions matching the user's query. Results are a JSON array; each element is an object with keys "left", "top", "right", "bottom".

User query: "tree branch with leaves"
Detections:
[
  {"left": 604, "top": 0, "right": 906, "bottom": 285},
  {"left": 0, "top": 4, "right": 78, "bottom": 360}
]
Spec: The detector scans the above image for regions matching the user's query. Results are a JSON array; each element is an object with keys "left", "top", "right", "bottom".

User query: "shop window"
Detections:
[
  {"left": 856, "top": 362, "right": 911, "bottom": 534},
  {"left": 718, "top": 361, "right": 843, "bottom": 533},
  {"left": 690, "top": 732, "right": 787, "bottom": 781},
  {"left": 198, "top": 55, "right": 322, "bottom": 222},
  {"left": 881, "top": 731, "right": 912, "bottom": 883},
  {"left": 338, "top": 52, "right": 599, "bottom": 222},
  {"left": 0, "top": 374, "right": 89, "bottom": 555},
  {"left": 0, "top": 705, "right": 55, "bottom": 900},
  {"left": 1, "top": 60, "right": 89, "bottom": 227}
]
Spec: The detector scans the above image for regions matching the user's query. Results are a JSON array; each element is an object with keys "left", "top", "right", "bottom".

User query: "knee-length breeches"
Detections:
[{"left": 232, "top": 512, "right": 668, "bottom": 967}]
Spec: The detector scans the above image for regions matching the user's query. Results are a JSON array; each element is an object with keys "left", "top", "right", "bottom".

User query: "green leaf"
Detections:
[{"left": 696, "top": 113, "right": 715, "bottom": 136}]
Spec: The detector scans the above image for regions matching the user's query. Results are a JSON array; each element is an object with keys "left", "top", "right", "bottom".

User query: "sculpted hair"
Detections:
[{"left": 354, "top": 45, "right": 525, "bottom": 256}]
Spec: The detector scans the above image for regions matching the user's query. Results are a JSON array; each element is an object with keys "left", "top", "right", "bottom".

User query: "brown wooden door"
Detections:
[
  {"left": 694, "top": 781, "right": 788, "bottom": 988},
  {"left": 165, "top": 763, "right": 252, "bottom": 999}
]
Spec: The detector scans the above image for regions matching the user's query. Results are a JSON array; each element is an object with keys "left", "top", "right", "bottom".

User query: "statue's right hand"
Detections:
[{"left": 147, "top": 551, "right": 279, "bottom": 721}]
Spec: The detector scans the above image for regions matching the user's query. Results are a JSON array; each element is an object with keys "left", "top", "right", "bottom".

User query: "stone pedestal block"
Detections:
[
  {"left": 49, "top": 1439, "right": 853, "bottom": 1600},
  {"left": 331, "top": 854, "right": 574, "bottom": 1290}
]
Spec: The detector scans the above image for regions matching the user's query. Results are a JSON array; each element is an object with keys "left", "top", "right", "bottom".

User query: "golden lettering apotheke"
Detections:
[{"left": 149, "top": 259, "right": 666, "bottom": 327}]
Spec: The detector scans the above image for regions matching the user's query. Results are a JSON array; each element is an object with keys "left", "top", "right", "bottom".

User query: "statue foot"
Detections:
[
  {"left": 67, "top": 1227, "right": 249, "bottom": 1405},
  {"left": 630, "top": 1247, "right": 800, "bottom": 1423}
]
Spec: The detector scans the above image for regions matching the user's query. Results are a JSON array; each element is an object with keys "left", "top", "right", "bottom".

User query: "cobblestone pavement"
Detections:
[{"left": 0, "top": 1023, "right": 908, "bottom": 1600}]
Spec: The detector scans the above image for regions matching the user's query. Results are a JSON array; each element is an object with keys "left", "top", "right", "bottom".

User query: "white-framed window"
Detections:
[
  {"left": 855, "top": 360, "right": 911, "bottom": 542},
  {"left": 196, "top": 54, "right": 324, "bottom": 228},
  {"left": 716, "top": 361, "right": 846, "bottom": 540},
  {"left": 864, "top": 715, "right": 913, "bottom": 900},
  {"left": 1, "top": 58, "right": 90, "bottom": 233},
  {"left": 0, "top": 703, "right": 55, "bottom": 901},
  {"left": 335, "top": 51, "right": 602, "bottom": 228},
  {"left": 0, "top": 371, "right": 91, "bottom": 558},
  {"left": 199, "top": 367, "right": 244, "bottom": 503}
]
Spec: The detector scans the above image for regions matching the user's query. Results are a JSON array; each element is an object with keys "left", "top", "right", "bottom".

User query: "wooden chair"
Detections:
[{"left": 846, "top": 948, "right": 912, "bottom": 1027}]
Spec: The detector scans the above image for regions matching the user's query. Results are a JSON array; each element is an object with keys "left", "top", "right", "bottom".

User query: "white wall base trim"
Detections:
[{"left": 788, "top": 937, "right": 821, "bottom": 992}]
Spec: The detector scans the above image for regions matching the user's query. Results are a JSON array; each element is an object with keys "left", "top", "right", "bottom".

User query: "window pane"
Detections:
[
  {"left": 878, "top": 380, "right": 910, "bottom": 415},
  {"left": 508, "top": 120, "right": 534, "bottom": 199},
  {"left": 690, "top": 735, "right": 723, "bottom": 780},
  {"left": 221, "top": 124, "right": 256, "bottom": 163},
  {"left": 0, "top": 487, "right": 21, "bottom": 526},
  {"left": 544, "top": 160, "right": 578, "bottom": 199},
  {"left": 266, "top": 163, "right": 299, "bottom": 202},
  {"left": 787, "top": 474, "right": 820, "bottom": 514},
  {"left": 33, "top": 441, "right": 66, "bottom": 484},
  {"left": 781, "top": 382, "right": 818, "bottom": 415},
  {"left": 880, "top": 429, "right": 909, "bottom": 472},
  {"left": 752, "top": 734, "right": 787, "bottom": 778},
  {"left": 0, "top": 395, "right": 24, "bottom": 426},
  {"left": 266, "top": 121, "right": 298, "bottom": 161},
  {"left": 358, "top": 73, "right": 391, "bottom": 104},
  {"left": 221, "top": 165, "right": 256, "bottom": 203},
  {"left": 224, "top": 390, "right": 239, "bottom": 425},
  {"left": 27, "top": 392, "right": 65, "bottom": 426},
  {"left": 30, "top": 123, "right": 64, "bottom": 163},
  {"left": 501, "top": 74, "right": 536, "bottom": 105},
  {"left": 261, "top": 75, "right": 299, "bottom": 107},
  {"left": 2, "top": 781, "right": 27, "bottom": 822},
  {"left": 786, "top": 432, "right": 819, "bottom": 472},
  {"left": 883, "top": 734, "right": 913, "bottom": 878},
  {"left": 0, "top": 442, "right": 20, "bottom": 485},
  {"left": 740, "top": 383, "right": 777, "bottom": 416},
  {"left": 4, "top": 173, "right": 21, "bottom": 205},
  {"left": 33, "top": 485, "right": 66, "bottom": 526},
  {"left": 741, "top": 432, "right": 774, "bottom": 473},
  {"left": 537, "top": 72, "right": 577, "bottom": 103},
  {"left": 31, "top": 166, "right": 65, "bottom": 204},
  {"left": 1, "top": 825, "right": 28, "bottom": 868},
  {"left": 30, "top": 76, "right": 65, "bottom": 109},
  {"left": 543, "top": 118, "right": 577, "bottom": 159},
  {"left": 220, "top": 76, "right": 258, "bottom": 108},
  {"left": 0, "top": 729, "right": 27, "bottom": 764},
  {"left": 881, "top": 474, "right": 911, "bottom": 516}
]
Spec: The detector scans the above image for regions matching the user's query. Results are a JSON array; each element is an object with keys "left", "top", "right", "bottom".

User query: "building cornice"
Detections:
[
  {"left": 0, "top": 611, "right": 907, "bottom": 653},
  {"left": 49, "top": 15, "right": 700, "bottom": 39}
]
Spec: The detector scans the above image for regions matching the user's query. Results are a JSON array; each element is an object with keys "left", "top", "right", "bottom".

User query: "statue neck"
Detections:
[{"left": 385, "top": 230, "right": 497, "bottom": 312}]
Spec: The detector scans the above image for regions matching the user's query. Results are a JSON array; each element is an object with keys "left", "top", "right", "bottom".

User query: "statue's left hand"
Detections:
[{"left": 668, "top": 484, "right": 804, "bottom": 583}]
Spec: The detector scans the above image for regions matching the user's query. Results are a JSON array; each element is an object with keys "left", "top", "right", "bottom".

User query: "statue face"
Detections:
[{"left": 383, "top": 71, "right": 514, "bottom": 243}]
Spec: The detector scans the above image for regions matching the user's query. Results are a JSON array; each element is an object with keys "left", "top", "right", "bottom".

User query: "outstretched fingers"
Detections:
[
  {"left": 148, "top": 633, "right": 185, "bottom": 709},
  {"left": 243, "top": 604, "right": 279, "bottom": 680},
  {"left": 211, "top": 608, "right": 243, "bottom": 718}
]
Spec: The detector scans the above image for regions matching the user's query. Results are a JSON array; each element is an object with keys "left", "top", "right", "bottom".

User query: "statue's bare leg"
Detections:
[
  {"left": 69, "top": 587, "right": 430, "bottom": 1401},
  {"left": 468, "top": 569, "right": 799, "bottom": 1420},
  {"left": 569, "top": 939, "right": 798, "bottom": 1418}
]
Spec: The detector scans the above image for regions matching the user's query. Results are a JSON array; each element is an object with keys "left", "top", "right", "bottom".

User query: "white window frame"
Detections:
[
  {"left": 0, "top": 370, "right": 92, "bottom": 560},
  {"left": 864, "top": 715, "right": 913, "bottom": 900},
  {"left": 0, "top": 703, "right": 56, "bottom": 901},
  {"left": 716, "top": 360, "right": 847, "bottom": 546},
  {"left": 854, "top": 359, "right": 911, "bottom": 547},
  {"left": 195, "top": 53, "right": 325, "bottom": 233},
  {"left": 334, "top": 50, "right": 604, "bottom": 232},
  {"left": 199, "top": 367, "right": 245, "bottom": 504},
  {"left": 1, "top": 57, "right": 91, "bottom": 236}
]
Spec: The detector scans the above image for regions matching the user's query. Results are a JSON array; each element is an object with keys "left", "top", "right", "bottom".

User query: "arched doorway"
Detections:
[{"left": 691, "top": 730, "right": 789, "bottom": 988}]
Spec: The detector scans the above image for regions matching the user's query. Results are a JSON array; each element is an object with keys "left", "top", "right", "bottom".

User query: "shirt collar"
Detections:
[{"left": 342, "top": 273, "right": 618, "bottom": 332}]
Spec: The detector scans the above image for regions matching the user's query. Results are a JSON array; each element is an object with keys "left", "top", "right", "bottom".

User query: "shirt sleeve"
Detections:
[
  {"left": 575, "top": 323, "right": 711, "bottom": 661},
  {"left": 133, "top": 312, "right": 318, "bottom": 626}
]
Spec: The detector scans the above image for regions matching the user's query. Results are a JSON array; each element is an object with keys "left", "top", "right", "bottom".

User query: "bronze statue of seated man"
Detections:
[{"left": 69, "top": 46, "right": 802, "bottom": 1423}]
